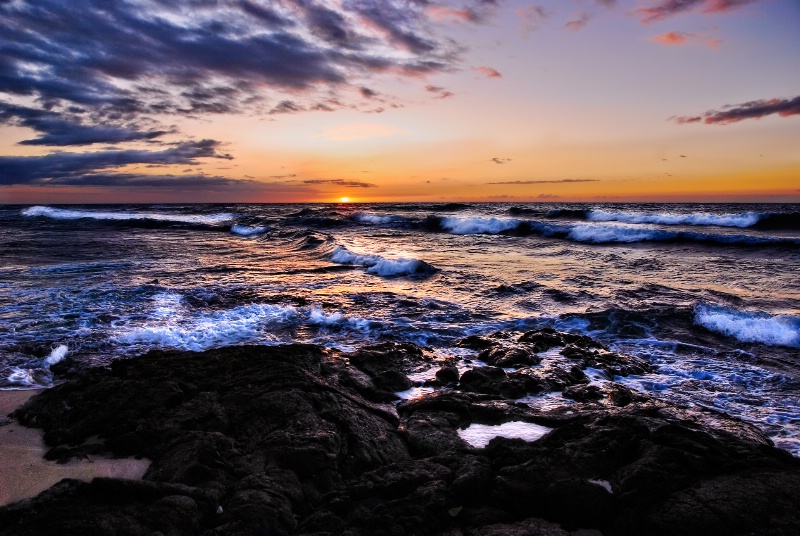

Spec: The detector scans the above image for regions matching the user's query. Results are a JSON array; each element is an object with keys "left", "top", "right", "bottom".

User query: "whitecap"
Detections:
[
  {"left": 694, "top": 304, "right": 800, "bottom": 348},
  {"left": 231, "top": 224, "right": 269, "bottom": 236},
  {"left": 353, "top": 212, "right": 405, "bottom": 225},
  {"left": 440, "top": 216, "right": 520, "bottom": 235},
  {"left": 331, "top": 246, "right": 435, "bottom": 276},
  {"left": 567, "top": 223, "right": 670, "bottom": 243}
]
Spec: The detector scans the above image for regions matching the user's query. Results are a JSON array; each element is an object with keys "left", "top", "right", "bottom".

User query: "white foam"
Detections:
[
  {"left": 694, "top": 304, "right": 800, "bottom": 348},
  {"left": 441, "top": 216, "right": 520, "bottom": 235},
  {"left": 331, "top": 246, "right": 433, "bottom": 276},
  {"left": 567, "top": 223, "right": 668, "bottom": 243},
  {"left": 587, "top": 210, "right": 761, "bottom": 228},
  {"left": 588, "top": 479, "right": 613, "bottom": 493},
  {"left": 44, "top": 345, "right": 68, "bottom": 367},
  {"left": 307, "top": 307, "right": 372, "bottom": 331},
  {"left": 22, "top": 206, "right": 236, "bottom": 226},
  {"left": 458, "top": 421, "right": 553, "bottom": 448},
  {"left": 7, "top": 368, "right": 36, "bottom": 386},
  {"left": 231, "top": 224, "right": 269, "bottom": 236},
  {"left": 395, "top": 386, "right": 436, "bottom": 400},
  {"left": 115, "top": 304, "right": 297, "bottom": 351}
]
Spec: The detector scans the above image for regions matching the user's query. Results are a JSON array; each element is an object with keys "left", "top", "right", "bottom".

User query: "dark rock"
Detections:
[
  {"left": 436, "top": 365, "right": 460, "bottom": 383},
  {"left": 478, "top": 346, "right": 540, "bottom": 368},
  {"left": 3, "top": 337, "right": 800, "bottom": 536},
  {"left": 458, "top": 335, "right": 494, "bottom": 350}
]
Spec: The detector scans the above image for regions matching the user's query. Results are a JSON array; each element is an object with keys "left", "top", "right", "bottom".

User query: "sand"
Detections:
[{"left": 0, "top": 389, "right": 151, "bottom": 507}]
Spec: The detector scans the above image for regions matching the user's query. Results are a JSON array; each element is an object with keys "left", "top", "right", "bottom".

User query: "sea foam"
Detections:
[
  {"left": 458, "top": 421, "right": 553, "bottom": 448},
  {"left": 22, "top": 206, "right": 236, "bottom": 226},
  {"left": 694, "top": 304, "right": 800, "bottom": 348},
  {"left": 115, "top": 304, "right": 298, "bottom": 351}
]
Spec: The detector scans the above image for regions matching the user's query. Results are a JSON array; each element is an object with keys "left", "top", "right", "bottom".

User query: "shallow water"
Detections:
[{"left": 1, "top": 202, "right": 799, "bottom": 453}]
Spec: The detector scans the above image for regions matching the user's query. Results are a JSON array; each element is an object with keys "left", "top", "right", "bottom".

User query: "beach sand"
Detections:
[{"left": 0, "top": 389, "right": 151, "bottom": 506}]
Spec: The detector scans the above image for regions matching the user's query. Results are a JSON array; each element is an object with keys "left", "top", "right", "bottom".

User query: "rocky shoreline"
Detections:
[{"left": 2, "top": 329, "right": 799, "bottom": 535}]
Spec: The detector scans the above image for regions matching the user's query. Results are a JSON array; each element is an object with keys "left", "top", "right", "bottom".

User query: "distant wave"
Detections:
[
  {"left": 586, "top": 209, "right": 762, "bottom": 228},
  {"left": 23, "top": 206, "right": 236, "bottom": 227},
  {"left": 331, "top": 246, "right": 437, "bottom": 276},
  {"left": 422, "top": 215, "right": 800, "bottom": 247},
  {"left": 694, "top": 304, "right": 800, "bottom": 348},
  {"left": 547, "top": 208, "right": 800, "bottom": 230}
]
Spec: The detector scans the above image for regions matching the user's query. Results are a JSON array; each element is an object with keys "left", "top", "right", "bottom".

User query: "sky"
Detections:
[{"left": 0, "top": 0, "right": 798, "bottom": 204}]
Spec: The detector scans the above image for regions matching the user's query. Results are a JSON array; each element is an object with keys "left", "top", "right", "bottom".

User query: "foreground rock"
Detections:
[{"left": 1, "top": 333, "right": 799, "bottom": 535}]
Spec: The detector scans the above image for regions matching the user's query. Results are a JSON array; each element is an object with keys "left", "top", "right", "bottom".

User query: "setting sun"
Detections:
[{"left": 340, "top": 197, "right": 350, "bottom": 203}]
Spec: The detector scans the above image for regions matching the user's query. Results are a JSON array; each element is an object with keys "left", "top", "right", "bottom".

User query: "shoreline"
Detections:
[{"left": 0, "top": 389, "right": 150, "bottom": 507}]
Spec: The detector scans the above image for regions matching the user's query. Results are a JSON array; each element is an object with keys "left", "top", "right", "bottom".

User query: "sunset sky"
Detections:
[{"left": 0, "top": 0, "right": 798, "bottom": 204}]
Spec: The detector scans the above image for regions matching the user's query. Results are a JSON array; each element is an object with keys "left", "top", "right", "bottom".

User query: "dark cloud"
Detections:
[
  {"left": 303, "top": 179, "right": 377, "bottom": 188},
  {"left": 486, "top": 179, "right": 599, "bottom": 184},
  {"left": 634, "top": 0, "right": 763, "bottom": 23},
  {"left": 0, "top": 139, "right": 231, "bottom": 185},
  {"left": 490, "top": 157, "right": 512, "bottom": 164},
  {"left": 671, "top": 96, "right": 800, "bottom": 125},
  {"left": 269, "top": 174, "right": 298, "bottom": 180},
  {"left": 0, "top": 0, "right": 477, "bottom": 139},
  {"left": 0, "top": 103, "right": 168, "bottom": 146},
  {"left": 0, "top": 0, "right": 491, "bottom": 193}
]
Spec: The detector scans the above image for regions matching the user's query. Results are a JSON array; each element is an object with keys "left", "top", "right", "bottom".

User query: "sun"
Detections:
[{"left": 340, "top": 197, "right": 350, "bottom": 203}]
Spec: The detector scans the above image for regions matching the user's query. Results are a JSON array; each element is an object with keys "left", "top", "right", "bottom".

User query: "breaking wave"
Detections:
[
  {"left": 23, "top": 206, "right": 236, "bottom": 227},
  {"left": 694, "top": 304, "right": 800, "bottom": 348},
  {"left": 331, "top": 246, "right": 437, "bottom": 276}
]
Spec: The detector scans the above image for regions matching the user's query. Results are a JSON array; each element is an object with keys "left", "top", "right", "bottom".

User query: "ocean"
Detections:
[{"left": 1, "top": 202, "right": 799, "bottom": 454}]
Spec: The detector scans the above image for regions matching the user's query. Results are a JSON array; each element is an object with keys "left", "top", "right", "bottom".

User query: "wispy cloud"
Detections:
[
  {"left": 565, "top": 13, "right": 591, "bottom": 31},
  {"left": 486, "top": 179, "right": 599, "bottom": 184},
  {"left": 425, "top": 85, "right": 455, "bottom": 99},
  {"left": 671, "top": 95, "right": 800, "bottom": 124},
  {"left": 474, "top": 66, "right": 502, "bottom": 78},
  {"left": 303, "top": 179, "right": 377, "bottom": 188},
  {"left": 651, "top": 31, "right": 721, "bottom": 47},
  {"left": 490, "top": 157, "right": 512, "bottom": 164},
  {"left": 634, "top": 0, "right": 764, "bottom": 23}
]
